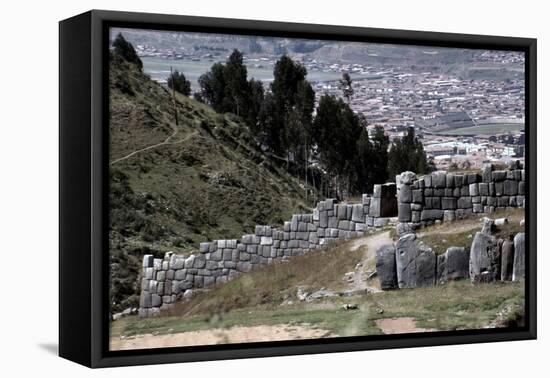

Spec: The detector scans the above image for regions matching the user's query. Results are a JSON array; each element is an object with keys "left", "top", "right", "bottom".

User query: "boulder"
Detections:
[
  {"left": 512, "top": 233, "right": 525, "bottom": 281},
  {"left": 376, "top": 245, "right": 398, "bottom": 290},
  {"left": 469, "top": 227, "right": 500, "bottom": 283},
  {"left": 436, "top": 247, "right": 469, "bottom": 284},
  {"left": 398, "top": 171, "right": 417, "bottom": 185},
  {"left": 395, "top": 233, "right": 436, "bottom": 288},
  {"left": 396, "top": 222, "right": 415, "bottom": 237},
  {"left": 500, "top": 239, "right": 514, "bottom": 281}
]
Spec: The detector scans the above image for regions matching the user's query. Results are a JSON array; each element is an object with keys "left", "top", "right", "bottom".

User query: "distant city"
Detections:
[{"left": 112, "top": 28, "right": 526, "bottom": 171}]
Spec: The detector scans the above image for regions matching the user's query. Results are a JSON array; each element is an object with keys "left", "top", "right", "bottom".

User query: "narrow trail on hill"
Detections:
[
  {"left": 110, "top": 129, "right": 199, "bottom": 166},
  {"left": 349, "top": 231, "right": 392, "bottom": 292}
]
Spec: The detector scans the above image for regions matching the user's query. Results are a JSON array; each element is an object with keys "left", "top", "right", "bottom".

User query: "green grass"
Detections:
[
  {"left": 434, "top": 123, "right": 524, "bottom": 136},
  {"left": 167, "top": 238, "right": 364, "bottom": 317},
  {"left": 112, "top": 279, "right": 524, "bottom": 339},
  {"left": 417, "top": 208, "right": 524, "bottom": 255}
]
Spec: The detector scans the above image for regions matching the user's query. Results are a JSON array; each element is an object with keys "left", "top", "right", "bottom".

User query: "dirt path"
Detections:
[
  {"left": 109, "top": 129, "right": 199, "bottom": 166},
  {"left": 349, "top": 231, "right": 392, "bottom": 291},
  {"left": 110, "top": 324, "right": 331, "bottom": 350},
  {"left": 375, "top": 317, "right": 437, "bottom": 334}
]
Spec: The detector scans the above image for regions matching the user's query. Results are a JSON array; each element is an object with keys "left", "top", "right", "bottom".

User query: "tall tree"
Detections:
[
  {"left": 388, "top": 127, "right": 430, "bottom": 178},
  {"left": 196, "top": 49, "right": 263, "bottom": 122},
  {"left": 370, "top": 126, "right": 390, "bottom": 185},
  {"left": 112, "top": 33, "right": 142, "bottom": 69},
  {"left": 339, "top": 72, "right": 354, "bottom": 103},
  {"left": 167, "top": 69, "right": 191, "bottom": 96}
]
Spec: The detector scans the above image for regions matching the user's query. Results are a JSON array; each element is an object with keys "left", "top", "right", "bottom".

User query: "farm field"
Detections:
[{"left": 434, "top": 123, "right": 524, "bottom": 136}]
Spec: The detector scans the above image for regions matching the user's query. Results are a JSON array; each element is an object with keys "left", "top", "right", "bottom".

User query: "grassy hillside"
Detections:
[{"left": 109, "top": 54, "right": 309, "bottom": 311}]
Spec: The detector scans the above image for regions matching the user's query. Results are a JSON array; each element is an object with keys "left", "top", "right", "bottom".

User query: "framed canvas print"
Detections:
[{"left": 59, "top": 10, "right": 536, "bottom": 368}]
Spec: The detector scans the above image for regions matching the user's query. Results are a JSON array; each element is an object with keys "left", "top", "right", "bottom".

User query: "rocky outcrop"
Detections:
[
  {"left": 512, "top": 233, "right": 525, "bottom": 281},
  {"left": 437, "top": 246, "right": 469, "bottom": 284},
  {"left": 375, "top": 245, "right": 398, "bottom": 290},
  {"left": 395, "top": 233, "right": 436, "bottom": 288}
]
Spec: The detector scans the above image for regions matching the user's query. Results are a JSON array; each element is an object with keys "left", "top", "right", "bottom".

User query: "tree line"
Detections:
[{"left": 112, "top": 33, "right": 432, "bottom": 201}]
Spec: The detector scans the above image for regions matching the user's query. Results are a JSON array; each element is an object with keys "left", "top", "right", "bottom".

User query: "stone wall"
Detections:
[
  {"left": 396, "top": 163, "right": 525, "bottom": 226},
  {"left": 138, "top": 184, "right": 398, "bottom": 317}
]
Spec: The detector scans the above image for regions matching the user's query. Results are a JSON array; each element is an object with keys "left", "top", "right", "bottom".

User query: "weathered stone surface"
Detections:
[
  {"left": 193, "top": 254, "right": 206, "bottom": 269},
  {"left": 398, "top": 203, "right": 412, "bottom": 222},
  {"left": 500, "top": 239, "right": 514, "bottom": 281},
  {"left": 399, "top": 171, "right": 416, "bottom": 185},
  {"left": 470, "top": 228, "right": 500, "bottom": 283},
  {"left": 458, "top": 197, "right": 472, "bottom": 209},
  {"left": 504, "top": 180, "right": 518, "bottom": 196},
  {"left": 437, "top": 247, "right": 469, "bottom": 284},
  {"left": 492, "top": 170, "right": 506, "bottom": 181},
  {"left": 441, "top": 197, "right": 457, "bottom": 210},
  {"left": 412, "top": 189, "right": 423, "bottom": 203},
  {"left": 482, "top": 164, "right": 493, "bottom": 183},
  {"left": 432, "top": 171, "right": 447, "bottom": 188},
  {"left": 469, "top": 183, "right": 479, "bottom": 196},
  {"left": 398, "top": 185, "right": 412, "bottom": 203},
  {"left": 512, "top": 233, "right": 525, "bottom": 281},
  {"left": 443, "top": 210, "right": 456, "bottom": 222},
  {"left": 351, "top": 204, "right": 364, "bottom": 223},
  {"left": 396, "top": 222, "right": 415, "bottom": 237},
  {"left": 420, "top": 209, "right": 443, "bottom": 221},
  {"left": 376, "top": 245, "right": 398, "bottom": 290},
  {"left": 395, "top": 233, "right": 436, "bottom": 288},
  {"left": 467, "top": 173, "right": 478, "bottom": 184}
]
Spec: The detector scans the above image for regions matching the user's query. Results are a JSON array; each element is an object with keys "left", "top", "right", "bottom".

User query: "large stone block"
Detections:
[
  {"left": 441, "top": 197, "right": 457, "bottom": 210},
  {"left": 193, "top": 254, "right": 206, "bottom": 269},
  {"left": 467, "top": 173, "right": 478, "bottom": 184},
  {"left": 398, "top": 203, "right": 411, "bottom": 222},
  {"left": 376, "top": 245, "right": 398, "bottom": 290},
  {"left": 337, "top": 204, "right": 348, "bottom": 220},
  {"left": 512, "top": 233, "right": 525, "bottom": 281},
  {"left": 454, "top": 175, "right": 464, "bottom": 187},
  {"left": 437, "top": 247, "right": 469, "bottom": 283},
  {"left": 412, "top": 189, "right": 423, "bottom": 204},
  {"left": 432, "top": 171, "right": 447, "bottom": 188},
  {"left": 443, "top": 210, "right": 456, "bottom": 222},
  {"left": 143, "top": 255, "right": 154, "bottom": 268},
  {"left": 492, "top": 171, "right": 507, "bottom": 182},
  {"left": 504, "top": 180, "right": 518, "bottom": 196},
  {"left": 398, "top": 185, "right": 412, "bottom": 203},
  {"left": 469, "top": 183, "right": 479, "bottom": 196},
  {"left": 469, "top": 229, "right": 500, "bottom": 283},
  {"left": 351, "top": 204, "right": 364, "bottom": 223},
  {"left": 457, "top": 197, "right": 472, "bottom": 209},
  {"left": 446, "top": 174, "right": 455, "bottom": 188},
  {"left": 500, "top": 239, "right": 514, "bottom": 281},
  {"left": 482, "top": 164, "right": 493, "bottom": 183},
  {"left": 420, "top": 209, "right": 443, "bottom": 221},
  {"left": 395, "top": 233, "right": 436, "bottom": 288},
  {"left": 478, "top": 183, "right": 489, "bottom": 196}
]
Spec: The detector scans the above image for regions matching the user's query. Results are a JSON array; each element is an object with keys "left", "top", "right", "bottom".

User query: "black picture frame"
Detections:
[{"left": 59, "top": 9, "right": 537, "bottom": 368}]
